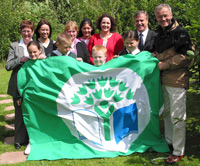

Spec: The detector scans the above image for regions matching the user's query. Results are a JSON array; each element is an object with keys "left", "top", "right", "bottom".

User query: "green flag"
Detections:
[{"left": 18, "top": 51, "right": 169, "bottom": 160}]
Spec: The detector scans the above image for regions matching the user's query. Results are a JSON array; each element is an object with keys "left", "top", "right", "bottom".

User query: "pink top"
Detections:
[
  {"left": 88, "top": 33, "right": 124, "bottom": 64},
  {"left": 78, "top": 37, "right": 90, "bottom": 49}
]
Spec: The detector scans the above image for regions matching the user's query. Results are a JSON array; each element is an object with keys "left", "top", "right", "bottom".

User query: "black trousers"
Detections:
[{"left": 13, "top": 98, "right": 29, "bottom": 145}]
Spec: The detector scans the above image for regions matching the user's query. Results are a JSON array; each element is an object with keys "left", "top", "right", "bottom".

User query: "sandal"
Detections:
[{"left": 164, "top": 155, "right": 183, "bottom": 164}]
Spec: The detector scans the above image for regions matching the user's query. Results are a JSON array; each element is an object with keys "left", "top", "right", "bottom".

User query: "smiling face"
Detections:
[
  {"left": 21, "top": 27, "right": 34, "bottom": 44},
  {"left": 155, "top": 7, "right": 173, "bottom": 29},
  {"left": 124, "top": 38, "right": 139, "bottom": 52},
  {"left": 134, "top": 13, "right": 148, "bottom": 33},
  {"left": 38, "top": 24, "right": 50, "bottom": 39},
  {"left": 92, "top": 50, "right": 107, "bottom": 66},
  {"left": 100, "top": 17, "right": 111, "bottom": 32},
  {"left": 81, "top": 23, "right": 93, "bottom": 39},
  {"left": 28, "top": 44, "right": 41, "bottom": 60},
  {"left": 66, "top": 27, "right": 77, "bottom": 41}
]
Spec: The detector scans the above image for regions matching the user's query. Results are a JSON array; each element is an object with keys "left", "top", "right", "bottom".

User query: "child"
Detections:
[
  {"left": 27, "top": 40, "right": 46, "bottom": 60},
  {"left": 77, "top": 18, "right": 95, "bottom": 49},
  {"left": 47, "top": 33, "right": 77, "bottom": 59},
  {"left": 115, "top": 30, "right": 140, "bottom": 57},
  {"left": 92, "top": 45, "right": 107, "bottom": 66},
  {"left": 23, "top": 40, "right": 46, "bottom": 155}
]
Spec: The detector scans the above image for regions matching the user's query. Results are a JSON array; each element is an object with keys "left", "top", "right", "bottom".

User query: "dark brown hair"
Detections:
[
  {"left": 27, "top": 40, "right": 41, "bottom": 50},
  {"left": 35, "top": 19, "right": 52, "bottom": 39},
  {"left": 123, "top": 30, "right": 139, "bottom": 41},
  {"left": 96, "top": 14, "right": 117, "bottom": 32},
  {"left": 77, "top": 18, "right": 95, "bottom": 38},
  {"left": 20, "top": 20, "right": 34, "bottom": 31}
]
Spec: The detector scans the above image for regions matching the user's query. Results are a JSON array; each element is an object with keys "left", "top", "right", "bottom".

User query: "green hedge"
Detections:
[{"left": 1, "top": 0, "right": 199, "bottom": 84}]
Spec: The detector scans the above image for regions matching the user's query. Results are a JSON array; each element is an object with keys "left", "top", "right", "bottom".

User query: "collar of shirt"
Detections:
[
  {"left": 53, "top": 50, "right": 63, "bottom": 56},
  {"left": 70, "top": 38, "right": 81, "bottom": 55},
  {"left": 53, "top": 50, "right": 71, "bottom": 56},
  {"left": 126, "top": 48, "right": 140, "bottom": 55},
  {"left": 137, "top": 28, "right": 149, "bottom": 45},
  {"left": 19, "top": 38, "right": 31, "bottom": 58},
  {"left": 39, "top": 38, "right": 50, "bottom": 48}
]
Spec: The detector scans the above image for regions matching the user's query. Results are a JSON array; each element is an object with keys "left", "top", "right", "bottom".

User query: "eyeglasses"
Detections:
[
  {"left": 65, "top": 46, "right": 71, "bottom": 49},
  {"left": 21, "top": 30, "right": 32, "bottom": 33}
]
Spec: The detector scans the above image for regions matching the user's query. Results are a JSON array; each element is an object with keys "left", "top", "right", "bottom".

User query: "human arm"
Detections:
[
  {"left": 114, "top": 33, "right": 124, "bottom": 55},
  {"left": 5, "top": 42, "right": 26, "bottom": 71},
  {"left": 156, "top": 47, "right": 192, "bottom": 70},
  {"left": 88, "top": 35, "right": 95, "bottom": 64},
  {"left": 38, "top": 54, "right": 47, "bottom": 59},
  {"left": 81, "top": 41, "right": 90, "bottom": 63},
  {"left": 76, "top": 57, "right": 83, "bottom": 62},
  {"left": 76, "top": 41, "right": 90, "bottom": 63},
  {"left": 113, "top": 55, "right": 119, "bottom": 58}
]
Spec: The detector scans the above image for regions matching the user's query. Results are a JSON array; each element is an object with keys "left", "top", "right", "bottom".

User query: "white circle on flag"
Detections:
[{"left": 57, "top": 68, "right": 151, "bottom": 152}]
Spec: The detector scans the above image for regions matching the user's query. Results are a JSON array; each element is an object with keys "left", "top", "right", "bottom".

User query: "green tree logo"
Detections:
[{"left": 71, "top": 76, "right": 135, "bottom": 141}]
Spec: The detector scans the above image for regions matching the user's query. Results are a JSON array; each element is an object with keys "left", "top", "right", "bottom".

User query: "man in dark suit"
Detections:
[{"left": 134, "top": 11, "right": 157, "bottom": 52}]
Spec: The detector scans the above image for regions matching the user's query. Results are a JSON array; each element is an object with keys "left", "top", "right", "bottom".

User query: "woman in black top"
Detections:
[{"left": 35, "top": 19, "right": 57, "bottom": 55}]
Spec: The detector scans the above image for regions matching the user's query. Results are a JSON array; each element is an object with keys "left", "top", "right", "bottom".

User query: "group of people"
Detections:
[{"left": 5, "top": 3, "right": 193, "bottom": 164}]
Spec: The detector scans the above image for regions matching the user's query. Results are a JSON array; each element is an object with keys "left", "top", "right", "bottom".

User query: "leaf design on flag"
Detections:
[
  {"left": 126, "top": 89, "right": 135, "bottom": 100},
  {"left": 70, "top": 76, "right": 135, "bottom": 142},
  {"left": 97, "top": 76, "right": 107, "bottom": 87},
  {"left": 109, "top": 77, "right": 119, "bottom": 87},
  {"left": 104, "top": 88, "right": 114, "bottom": 98},
  {"left": 113, "top": 92, "right": 123, "bottom": 102},
  {"left": 100, "top": 101, "right": 109, "bottom": 109},
  {"left": 86, "top": 79, "right": 96, "bottom": 89},
  {"left": 77, "top": 84, "right": 87, "bottom": 95},
  {"left": 84, "top": 94, "right": 93, "bottom": 105},
  {"left": 71, "top": 94, "right": 80, "bottom": 104},
  {"left": 92, "top": 89, "right": 102, "bottom": 99},
  {"left": 119, "top": 81, "right": 129, "bottom": 91}
]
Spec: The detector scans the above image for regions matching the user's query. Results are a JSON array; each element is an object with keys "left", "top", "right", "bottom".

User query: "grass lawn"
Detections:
[{"left": 0, "top": 68, "right": 200, "bottom": 166}]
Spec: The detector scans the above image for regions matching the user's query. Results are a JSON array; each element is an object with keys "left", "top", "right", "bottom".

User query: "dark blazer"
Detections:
[
  {"left": 119, "top": 49, "right": 140, "bottom": 56},
  {"left": 141, "top": 30, "right": 157, "bottom": 53},
  {"left": 76, "top": 41, "right": 90, "bottom": 63},
  {"left": 47, "top": 51, "right": 76, "bottom": 59},
  {"left": 6, "top": 41, "right": 44, "bottom": 98},
  {"left": 119, "top": 49, "right": 129, "bottom": 56}
]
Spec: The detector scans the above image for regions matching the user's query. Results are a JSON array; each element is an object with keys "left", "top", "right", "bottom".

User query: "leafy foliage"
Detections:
[
  {"left": 0, "top": 0, "right": 63, "bottom": 60},
  {"left": 0, "top": 0, "right": 200, "bottom": 84}
]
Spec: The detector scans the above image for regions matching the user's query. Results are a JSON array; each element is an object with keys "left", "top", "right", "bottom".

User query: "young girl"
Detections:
[
  {"left": 27, "top": 40, "right": 46, "bottom": 60},
  {"left": 77, "top": 18, "right": 95, "bottom": 49},
  {"left": 119, "top": 30, "right": 140, "bottom": 56},
  {"left": 23, "top": 40, "right": 46, "bottom": 155}
]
